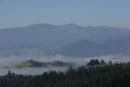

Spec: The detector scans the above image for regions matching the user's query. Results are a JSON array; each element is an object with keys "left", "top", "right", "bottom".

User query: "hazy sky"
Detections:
[{"left": 0, "top": 0, "right": 130, "bottom": 28}]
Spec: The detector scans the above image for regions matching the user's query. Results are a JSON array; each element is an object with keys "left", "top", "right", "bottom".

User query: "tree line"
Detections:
[{"left": 0, "top": 59, "right": 130, "bottom": 87}]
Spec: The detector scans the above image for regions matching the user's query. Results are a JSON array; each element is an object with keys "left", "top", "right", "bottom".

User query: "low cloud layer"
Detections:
[{"left": 0, "top": 55, "right": 130, "bottom": 75}]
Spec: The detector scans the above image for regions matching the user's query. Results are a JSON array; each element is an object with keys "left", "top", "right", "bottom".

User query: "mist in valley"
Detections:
[{"left": 0, "top": 54, "right": 130, "bottom": 75}]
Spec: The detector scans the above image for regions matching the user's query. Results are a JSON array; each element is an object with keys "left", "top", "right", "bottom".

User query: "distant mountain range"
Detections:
[{"left": 0, "top": 24, "right": 130, "bottom": 57}]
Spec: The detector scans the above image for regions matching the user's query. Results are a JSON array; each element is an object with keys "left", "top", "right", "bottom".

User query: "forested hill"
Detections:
[{"left": 0, "top": 60, "right": 130, "bottom": 87}]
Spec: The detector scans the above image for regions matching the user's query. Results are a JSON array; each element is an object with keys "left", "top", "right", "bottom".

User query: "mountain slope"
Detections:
[
  {"left": 52, "top": 36, "right": 130, "bottom": 57},
  {"left": 52, "top": 39, "right": 104, "bottom": 57},
  {"left": 103, "top": 35, "right": 130, "bottom": 54}
]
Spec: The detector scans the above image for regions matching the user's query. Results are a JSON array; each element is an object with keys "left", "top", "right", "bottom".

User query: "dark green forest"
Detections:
[{"left": 0, "top": 59, "right": 130, "bottom": 87}]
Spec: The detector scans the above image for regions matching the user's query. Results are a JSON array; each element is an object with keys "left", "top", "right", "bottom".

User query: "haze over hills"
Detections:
[{"left": 0, "top": 23, "right": 130, "bottom": 57}]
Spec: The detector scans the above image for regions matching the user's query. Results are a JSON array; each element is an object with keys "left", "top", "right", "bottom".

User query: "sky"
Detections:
[{"left": 0, "top": 0, "right": 130, "bottom": 28}]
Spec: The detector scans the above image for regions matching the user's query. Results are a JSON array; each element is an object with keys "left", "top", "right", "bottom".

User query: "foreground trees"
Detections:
[{"left": 0, "top": 60, "right": 130, "bottom": 87}]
